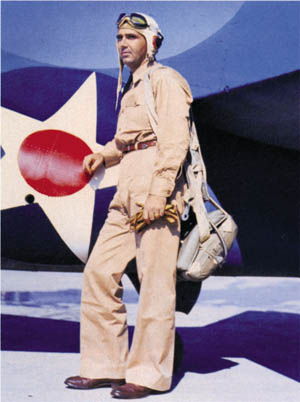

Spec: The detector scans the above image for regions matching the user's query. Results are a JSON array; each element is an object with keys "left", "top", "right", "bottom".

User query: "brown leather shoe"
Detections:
[
  {"left": 111, "top": 383, "right": 152, "bottom": 399},
  {"left": 64, "top": 375, "right": 125, "bottom": 389}
]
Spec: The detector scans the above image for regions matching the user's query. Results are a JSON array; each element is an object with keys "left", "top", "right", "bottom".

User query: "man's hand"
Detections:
[
  {"left": 143, "top": 195, "right": 167, "bottom": 224},
  {"left": 83, "top": 152, "right": 104, "bottom": 175}
]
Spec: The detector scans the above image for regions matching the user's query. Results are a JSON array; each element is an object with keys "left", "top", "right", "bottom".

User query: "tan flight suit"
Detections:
[{"left": 80, "top": 60, "right": 193, "bottom": 391}]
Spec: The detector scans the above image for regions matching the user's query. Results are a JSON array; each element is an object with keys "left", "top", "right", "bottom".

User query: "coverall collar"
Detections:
[{"left": 132, "top": 60, "right": 157, "bottom": 87}]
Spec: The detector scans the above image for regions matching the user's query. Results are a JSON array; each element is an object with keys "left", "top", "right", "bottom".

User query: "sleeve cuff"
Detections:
[
  {"left": 149, "top": 176, "right": 174, "bottom": 198},
  {"left": 101, "top": 147, "right": 122, "bottom": 168}
]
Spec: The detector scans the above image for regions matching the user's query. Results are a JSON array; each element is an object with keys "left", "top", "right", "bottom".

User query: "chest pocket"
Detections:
[
  {"left": 118, "top": 91, "right": 152, "bottom": 134},
  {"left": 122, "top": 93, "right": 138, "bottom": 108}
]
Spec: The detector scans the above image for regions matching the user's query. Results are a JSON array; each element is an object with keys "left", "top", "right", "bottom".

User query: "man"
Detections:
[{"left": 65, "top": 13, "right": 193, "bottom": 399}]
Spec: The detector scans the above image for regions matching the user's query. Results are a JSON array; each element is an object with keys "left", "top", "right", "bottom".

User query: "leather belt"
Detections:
[{"left": 122, "top": 140, "right": 157, "bottom": 154}]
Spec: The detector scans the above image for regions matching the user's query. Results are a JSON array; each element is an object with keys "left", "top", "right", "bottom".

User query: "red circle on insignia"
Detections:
[{"left": 18, "top": 130, "right": 93, "bottom": 197}]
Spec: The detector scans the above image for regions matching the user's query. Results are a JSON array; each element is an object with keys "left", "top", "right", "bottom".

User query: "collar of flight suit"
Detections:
[{"left": 131, "top": 59, "right": 157, "bottom": 87}]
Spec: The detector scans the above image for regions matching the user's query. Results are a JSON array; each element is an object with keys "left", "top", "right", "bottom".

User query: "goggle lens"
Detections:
[
  {"left": 117, "top": 13, "right": 148, "bottom": 29},
  {"left": 130, "top": 13, "right": 148, "bottom": 27}
]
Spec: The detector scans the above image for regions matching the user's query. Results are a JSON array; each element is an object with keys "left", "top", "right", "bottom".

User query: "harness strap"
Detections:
[
  {"left": 143, "top": 65, "right": 228, "bottom": 254},
  {"left": 143, "top": 64, "right": 163, "bottom": 134}
]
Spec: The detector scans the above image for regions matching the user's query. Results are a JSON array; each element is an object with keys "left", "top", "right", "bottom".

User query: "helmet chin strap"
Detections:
[{"left": 115, "top": 45, "right": 124, "bottom": 110}]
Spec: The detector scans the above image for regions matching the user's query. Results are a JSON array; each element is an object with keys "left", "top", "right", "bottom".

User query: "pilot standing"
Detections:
[{"left": 65, "top": 13, "right": 193, "bottom": 399}]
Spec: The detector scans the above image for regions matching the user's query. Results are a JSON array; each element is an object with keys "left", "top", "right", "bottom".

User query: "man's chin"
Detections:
[
  {"left": 121, "top": 55, "right": 131, "bottom": 62},
  {"left": 122, "top": 59, "right": 135, "bottom": 69}
]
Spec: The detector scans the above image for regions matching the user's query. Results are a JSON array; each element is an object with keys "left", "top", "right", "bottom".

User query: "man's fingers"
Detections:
[
  {"left": 143, "top": 206, "right": 156, "bottom": 223},
  {"left": 83, "top": 155, "right": 93, "bottom": 173},
  {"left": 144, "top": 207, "right": 160, "bottom": 222},
  {"left": 83, "top": 153, "right": 104, "bottom": 175},
  {"left": 143, "top": 208, "right": 150, "bottom": 225},
  {"left": 142, "top": 195, "right": 167, "bottom": 226},
  {"left": 149, "top": 210, "right": 156, "bottom": 221},
  {"left": 90, "top": 159, "right": 101, "bottom": 174}
]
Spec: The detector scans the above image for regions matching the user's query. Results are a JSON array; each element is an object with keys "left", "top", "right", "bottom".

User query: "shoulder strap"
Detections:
[{"left": 143, "top": 64, "right": 165, "bottom": 134}]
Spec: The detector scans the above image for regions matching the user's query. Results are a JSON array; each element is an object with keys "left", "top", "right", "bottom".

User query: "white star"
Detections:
[{"left": 1, "top": 72, "right": 119, "bottom": 263}]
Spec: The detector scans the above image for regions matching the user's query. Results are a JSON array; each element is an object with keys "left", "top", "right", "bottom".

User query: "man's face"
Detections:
[{"left": 116, "top": 28, "right": 147, "bottom": 72}]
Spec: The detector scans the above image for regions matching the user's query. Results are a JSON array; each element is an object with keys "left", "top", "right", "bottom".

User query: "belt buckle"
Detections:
[
  {"left": 135, "top": 142, "right": 147, "bottom": 150},
  {"left": 123, "top": 145, "right": 130, "bottom": 153}
]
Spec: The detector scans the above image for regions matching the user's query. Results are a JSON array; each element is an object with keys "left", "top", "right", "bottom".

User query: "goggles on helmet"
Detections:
[{"left": 116, "top": 13, "right": 149, "bottom": 29}]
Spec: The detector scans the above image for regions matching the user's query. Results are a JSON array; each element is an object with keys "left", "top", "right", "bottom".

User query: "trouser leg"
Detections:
[
  {"left": 80, "top": 146, "right": 182, "bottom": 387},
  {"left": 80, "top": 198, "right": 136, "bottom": 379},
  {"left": 125, "top": 219, "right": 180, "bottom": 391}
]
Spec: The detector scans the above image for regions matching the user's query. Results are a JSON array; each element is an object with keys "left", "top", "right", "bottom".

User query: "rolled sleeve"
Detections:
[
  {"left": 101, "top": 139, "right": 123, "bottom": 168},
  {"left": 149, "top": 69, "right": 193, "bottom": 197}
]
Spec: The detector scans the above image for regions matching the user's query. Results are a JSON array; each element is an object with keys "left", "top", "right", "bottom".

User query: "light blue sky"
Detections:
[{"left": 1, "top": 1, "right": 243, "bottom": 69}]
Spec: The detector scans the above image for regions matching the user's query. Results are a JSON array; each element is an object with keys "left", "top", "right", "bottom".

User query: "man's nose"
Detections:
[{"left": 119, "top": 37, "right": 129, "bottom": 48}]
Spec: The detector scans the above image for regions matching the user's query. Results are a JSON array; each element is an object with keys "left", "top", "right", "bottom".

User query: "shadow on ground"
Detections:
[{"left": 2, "top": 311, "right": 299, "bottom": 383}]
